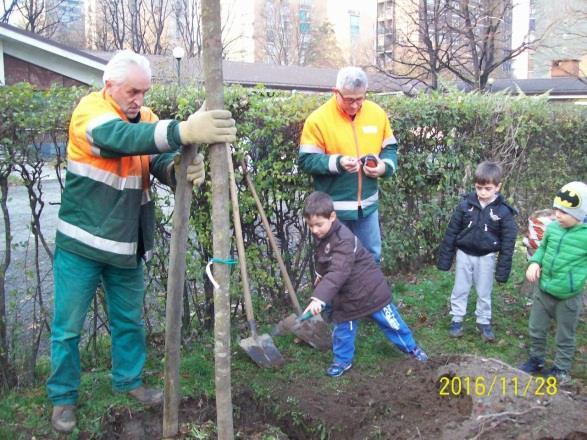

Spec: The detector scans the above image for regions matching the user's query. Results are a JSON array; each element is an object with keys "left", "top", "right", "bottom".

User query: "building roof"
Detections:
[
  {"left": 0, "top": 22, "right": 106, "bottom": 86},
  {"left": 2, "top": 22, "right": 586, "bottom": 101},
  {"left": 489, "top": 77, "right": 587, "bottom": 99},
  {"left": 91, "top": 51, "right": 406, "bottom": 94},
  {"left": 455, "top": 76, "right": 587, "bottom": 101}
]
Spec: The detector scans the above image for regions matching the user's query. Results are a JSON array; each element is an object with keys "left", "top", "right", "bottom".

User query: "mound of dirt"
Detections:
[
  {"left": 276, "top": 354, "right": 586, "bottom": 439},
  {"left": 99, "top": 355, "right": 587, "bottom": 439}
]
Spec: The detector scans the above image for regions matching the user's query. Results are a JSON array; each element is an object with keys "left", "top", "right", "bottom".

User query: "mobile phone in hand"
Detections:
[{"left": 360, "top": 155, "right": 378, "bottom": 168}]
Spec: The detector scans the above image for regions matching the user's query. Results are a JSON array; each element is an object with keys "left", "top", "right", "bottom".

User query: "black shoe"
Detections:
[{"left": 519, "top": 356, "right": 544, "bottom": 374}]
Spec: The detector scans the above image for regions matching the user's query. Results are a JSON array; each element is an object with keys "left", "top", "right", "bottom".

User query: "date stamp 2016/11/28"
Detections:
[{"left": 438, "top": 375, "right": 558, "bottom": 397}]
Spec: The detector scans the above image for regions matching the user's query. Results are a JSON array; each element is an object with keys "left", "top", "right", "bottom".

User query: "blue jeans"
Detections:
[
  {"left": 340, "top": 209, "right": 381, "bottom": 264},
  {"left": 47, "top": 248, "right": 146, "bottom": 405},
  {"left": 332, "top": 303, "right": 417, "bottom": 365}
]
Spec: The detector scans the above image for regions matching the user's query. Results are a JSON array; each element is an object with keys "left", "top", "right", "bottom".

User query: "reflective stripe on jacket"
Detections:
[
  {"left": 56, "top": 89, "right": 181, "bottom": 268},
  {"left": 298, "top": 97, "right": 397, "bottom": 220}
]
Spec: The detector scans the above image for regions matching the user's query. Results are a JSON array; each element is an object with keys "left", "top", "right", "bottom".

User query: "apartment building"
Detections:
[
  {"left": 222, "top": 0, "right": 376, "bottom": 66},
  {"left": 376, "top": 0, "right": 515, "bottom": 79},
  {"left": 524, "top": 0, "right": 587, "bottom": 78}
]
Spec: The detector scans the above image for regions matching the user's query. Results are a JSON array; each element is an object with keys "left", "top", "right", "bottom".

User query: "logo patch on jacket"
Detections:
[
  {"left": 325, "top": 243, "right": 331, "bottom": 254},
  {"left": 362, "top": 125, "right": 378, "bottom": 134},
  {"left": 489, "top": 208, "right": 501, "bottom": 221}
]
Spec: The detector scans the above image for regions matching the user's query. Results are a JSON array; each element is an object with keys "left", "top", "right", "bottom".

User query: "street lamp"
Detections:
[
  {"left": 172, "top": 46, "right": 185, "bottom": 87},
  {"left": 487, "top": 77, "right": 495, "bottom": 93}
]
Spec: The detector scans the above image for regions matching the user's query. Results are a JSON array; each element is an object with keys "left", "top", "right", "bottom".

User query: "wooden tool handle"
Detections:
[
  {"left": 227, "top": 148, "right": 257, "bottom": 336},
  {"left": 241, "top": 160, "right": 302, "bottom": 314}
]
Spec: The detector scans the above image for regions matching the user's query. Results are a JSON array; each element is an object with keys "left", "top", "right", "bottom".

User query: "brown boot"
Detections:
[
  {"left": 128, "top": 386, "right": 163, "bottom": 405},
  {"left": 51, "top": 405, "right": 76, "bottom": 433}
]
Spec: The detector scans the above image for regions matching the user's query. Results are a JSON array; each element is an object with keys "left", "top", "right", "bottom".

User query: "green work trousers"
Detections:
[
  {"left": 47, "top": 248, "right": 146, "bottom": 405},
  {"left": 528, "top": 286, "right": 583, "bottom": 372}
]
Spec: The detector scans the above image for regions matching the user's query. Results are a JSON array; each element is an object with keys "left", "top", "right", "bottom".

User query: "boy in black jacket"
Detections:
[
  {"left": 302, "top": 191, "right": 427, "bottom": 378},
  {"left": 437, "top": 161, "right": 517, "bottom": 342}
]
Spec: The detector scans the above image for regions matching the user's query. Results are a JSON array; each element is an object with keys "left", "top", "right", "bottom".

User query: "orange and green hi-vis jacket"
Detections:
[
  {"left": 298, "top": 97, "right": 397, "bottom": 220},
  {"left": 56, "top": 89, "right": 182, "bottom": 268}
]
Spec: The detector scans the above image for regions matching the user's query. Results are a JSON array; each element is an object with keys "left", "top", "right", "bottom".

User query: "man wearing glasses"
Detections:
[{"left": 298, "top": 66, "right": 397, "bottom": 264}]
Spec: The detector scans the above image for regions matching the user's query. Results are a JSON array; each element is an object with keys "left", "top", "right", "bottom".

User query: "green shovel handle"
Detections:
[{"left": 298, "top": 307, "right": 324, "bottom": 322}]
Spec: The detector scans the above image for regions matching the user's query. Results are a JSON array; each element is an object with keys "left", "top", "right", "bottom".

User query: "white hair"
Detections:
[
  {"left": 103, "top": 50, "right": 152, "bottom": 85},
  {"left": 336, "top": 66, "right": 368, "bottom": 91}
]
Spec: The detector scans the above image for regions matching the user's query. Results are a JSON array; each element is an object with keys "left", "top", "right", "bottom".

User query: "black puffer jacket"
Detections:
[
  {"left": 312, "top": 220, "right": 391, "bottom": 322},
  {"left": 437, "top": 192, "right": 518, "bottom": 282}
]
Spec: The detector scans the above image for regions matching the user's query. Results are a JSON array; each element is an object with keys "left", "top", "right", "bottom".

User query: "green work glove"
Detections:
[
  {"left": 178, "top": 104, "right": 237, "bottom": 145},
  {"left": 173, "top": 153, "right": 205, "bottom": 187}
]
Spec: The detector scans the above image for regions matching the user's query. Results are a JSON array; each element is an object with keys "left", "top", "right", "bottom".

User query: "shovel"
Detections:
[
  {"left": 241, "top": 160, "right": 331, "bottom": 352},
  {"left": 227, "top": 147, "right": 284, "bottom": 368},
  {"left": 281, "top": 309, "right": 323, "bottom": 335}
]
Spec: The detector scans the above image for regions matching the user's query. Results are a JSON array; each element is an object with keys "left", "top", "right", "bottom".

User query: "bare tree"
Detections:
[
  {"left": 174, "top": 0, "right": 243, "bottom": 60},
  {"left": 145, "top": 0, "right": 173, "bottom": 54},
  {"left": 1, "top": 0, "right": 18, "bottom": 23},
  {"left": 258, "top": 1, "right": 344, "bottom": 68},
  {"left": 0, "top": 145, "right": 16, "bottom": 390},
  {"left": 442, "top": 0, "right": 534, "bottom": 89},
  {"left": 219, "top": 0, "right": 245, "bottom": 59},
  {"left": 15, "top": 0, "right": 69, "bottom": 38},
  {"left": 175, "top": 0, "right": 202, "bottom": 57},
  {"left": 259, "top": 0, "right": 310, "bottom": 65},
  {"left": 375, "top": 0, "right": 454, "bottom": 91},
  {"left": 92, "top": 0, "right": 127, "bottom": 50},
  {"left": 376, "top": 0, "right": 545, "bottom": 91},
  {"left": 91, "top": 0, "right": 172, "bottom": 54}
]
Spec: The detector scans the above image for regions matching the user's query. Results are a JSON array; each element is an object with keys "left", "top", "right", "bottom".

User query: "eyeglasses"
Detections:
[{"left": 335, "top": 90, "right": 365, "bottom": 105}]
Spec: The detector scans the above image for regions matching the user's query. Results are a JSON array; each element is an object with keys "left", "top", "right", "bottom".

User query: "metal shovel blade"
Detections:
[
  {"left": 275, "top": 313, "right": 331, "bottom": 352},
  {"left": 239, "top": 333, "right": 285, "bottom": 368}
]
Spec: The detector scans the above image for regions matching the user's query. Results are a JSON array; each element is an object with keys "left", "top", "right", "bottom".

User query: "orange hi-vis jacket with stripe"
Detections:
[
  {"left": 56, "top": 89, "right": 183, "bottom": 268},
  {"left": 298, "top": 97, "right": 397, "bottom": 220}
]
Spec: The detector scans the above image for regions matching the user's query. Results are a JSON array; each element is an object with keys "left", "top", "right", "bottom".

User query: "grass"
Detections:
[{"left": 0, "top": 245, "right": 585, "bottom": 438}]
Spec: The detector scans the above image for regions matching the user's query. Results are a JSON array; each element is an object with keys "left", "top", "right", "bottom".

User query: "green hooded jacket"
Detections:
[{"left": 529, "top": 221, "right": 587, "bottom": 299}]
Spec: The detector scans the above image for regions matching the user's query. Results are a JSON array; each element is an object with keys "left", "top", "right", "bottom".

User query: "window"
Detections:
[
  {"left": 529, "top": 0, "right": 536, "bottom": 32},
  {"left": 266, "top": 30, "right": 275, "bottom": 43},
  {"left": 299, "top": 6, "right": 311, "bottom": 34},
  {"left": 350, "top": 13, "right": 360, "bottom": 38}
]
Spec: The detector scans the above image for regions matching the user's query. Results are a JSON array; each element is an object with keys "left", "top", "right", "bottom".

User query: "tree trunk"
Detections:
[
  {"left": 0, "top": 174, "right": 16, "bottom": 390},
  {"left": 202, "top": 0, "right": 234, "bottom": 438}
]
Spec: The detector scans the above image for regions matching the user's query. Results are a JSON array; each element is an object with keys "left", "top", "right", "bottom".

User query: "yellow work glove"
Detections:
[
  {"left": 174, "top": 153, "right": 205, "bottom": 187},
  {"left": 178, "top": 105, "right": 237, "bottom": 145}
]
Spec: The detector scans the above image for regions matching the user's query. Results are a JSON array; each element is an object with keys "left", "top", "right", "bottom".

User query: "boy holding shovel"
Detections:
[{"left": 301, "top": 191, "right": 428, "bottom": 377}]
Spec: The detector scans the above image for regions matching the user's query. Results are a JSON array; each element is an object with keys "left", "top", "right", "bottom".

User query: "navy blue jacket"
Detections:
[{"left": 437, "top": 192, "right": 518, "bottom": 282}]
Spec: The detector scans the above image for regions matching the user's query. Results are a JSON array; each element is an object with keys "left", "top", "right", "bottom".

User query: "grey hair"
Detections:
[
  {"left": 336, "top": 66, "right": 368, "bottom": 91},
  {"left": 103, "top": 50, "right": 152, "bottom": 85}
]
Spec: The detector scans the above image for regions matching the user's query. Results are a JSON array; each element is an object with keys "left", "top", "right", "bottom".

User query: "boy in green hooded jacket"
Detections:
[{"left": 519, "top": 181, "right": 587, "bottom": 385}]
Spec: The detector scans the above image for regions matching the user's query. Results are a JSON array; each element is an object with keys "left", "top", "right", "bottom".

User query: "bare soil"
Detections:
[{"left": 98, "top": 355, "right": 587, "bottom": 439}]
